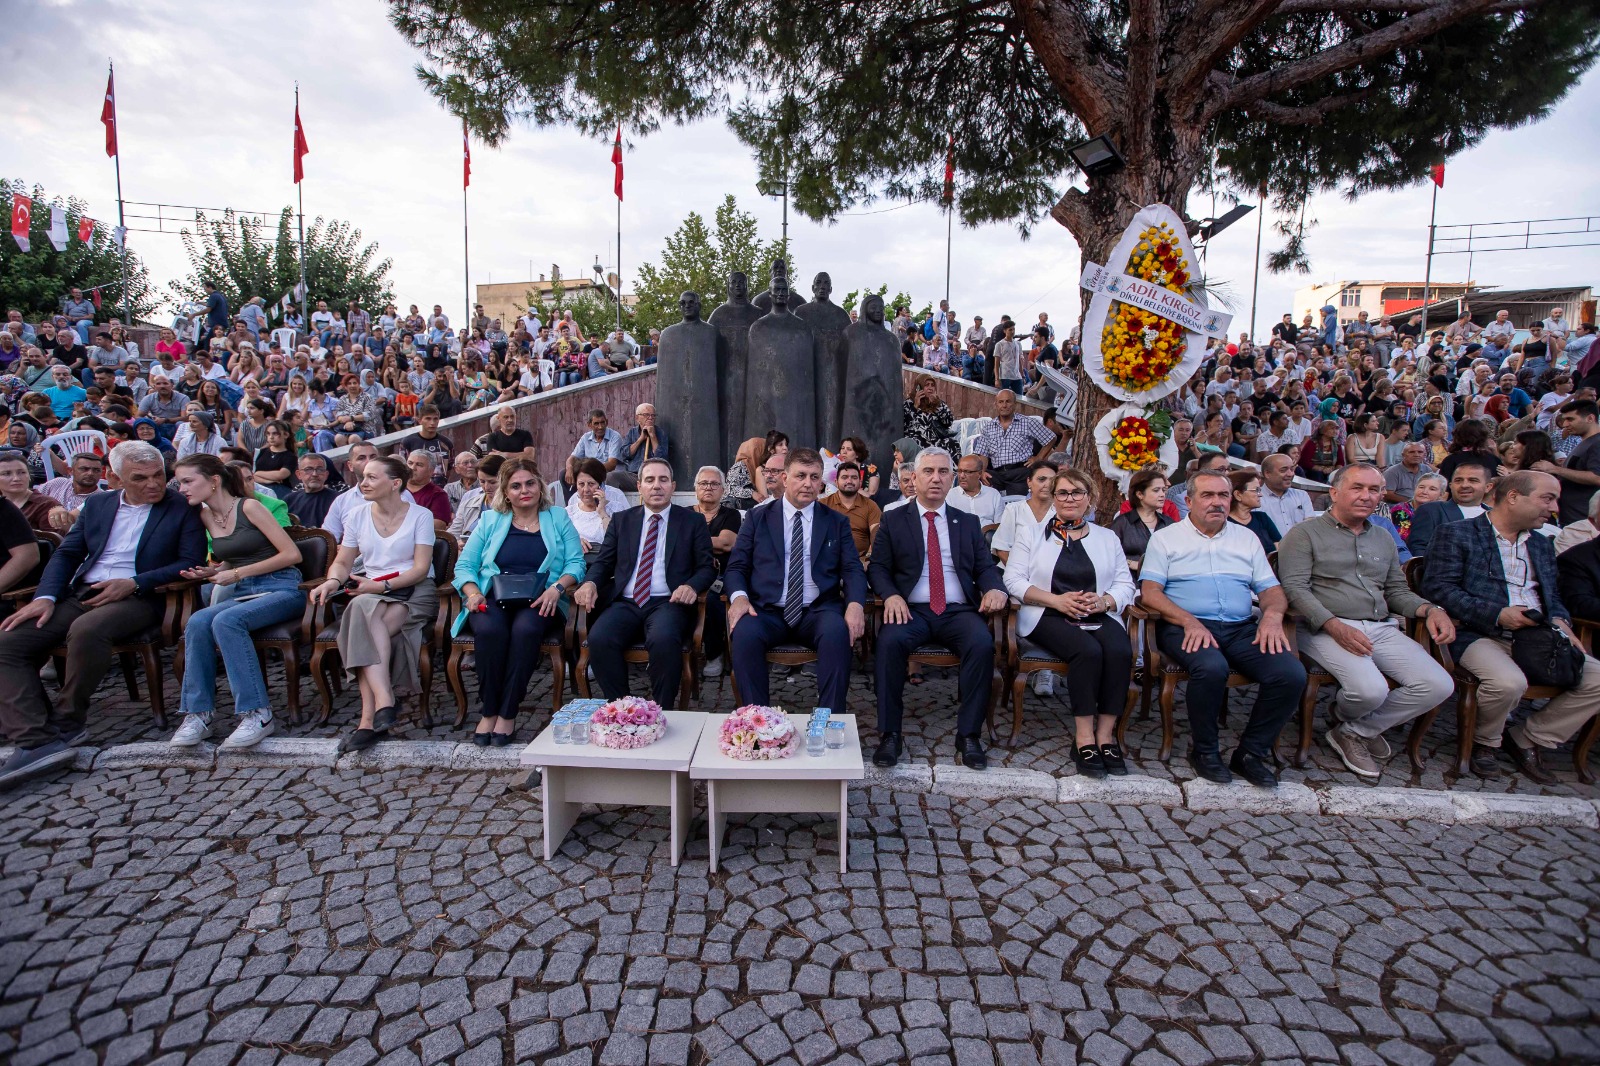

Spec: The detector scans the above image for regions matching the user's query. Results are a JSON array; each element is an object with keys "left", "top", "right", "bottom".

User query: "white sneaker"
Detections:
[
  {"left": 1033, "top": 672, "right": 1055, "bottom": 697},
  {"left": 703, "top": 657, "right": 724, "bottom": 678},
  {"left": 221, "top": 715, "right": 275, "bottom": 750},
  {"left": 170, "top": 715, "right": 213, "bottom": 747}
]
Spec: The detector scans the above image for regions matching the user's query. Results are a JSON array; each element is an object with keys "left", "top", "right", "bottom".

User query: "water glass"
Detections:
[
  {"left": 825, "top": 721, "right": 846, "bottom": 749},
  {"left": 806, "top": 727, "right": 826, "bottom": 757},
  {"left": 571, "top": 713, "right": 591, "bottom": 746},
  {"left": 552, "top": 711, "right": 571, "bottom": 744}
]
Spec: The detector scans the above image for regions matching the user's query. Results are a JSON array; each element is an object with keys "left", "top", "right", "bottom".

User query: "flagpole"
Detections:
[
  {"left": 616, "top": 196, "right": 622, "bottom": 334},
  {"left": 944, "top": 207, "right": 952, "bottom": 307},
  {"left": 1420, "top": 179, "right": 1438, "bottom": 338},
  {"left": 296, "top": 84, "right": 308, "bottom": 337},
  {"left": 108, "top": 60, "right": 130, "bottom": 325},
  {"left": 463, "top": 123, "right": 471, "bottom": 342},
  {"left": 1249, "top": 184, "right": 1265, "bottom": 344}
]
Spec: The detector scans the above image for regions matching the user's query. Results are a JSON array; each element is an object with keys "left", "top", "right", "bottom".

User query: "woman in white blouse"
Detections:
[{"left": 1003, "top": 468, "right": 1137, "bottom": 781}]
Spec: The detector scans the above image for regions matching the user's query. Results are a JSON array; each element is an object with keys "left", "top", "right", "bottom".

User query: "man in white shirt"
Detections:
[
  {"left": 947, "top": 455, "right": 1006, "bottom": 526},
  {"left": 881, "top": 462, "right": 917, "bottom": 513},
  {"left": 1257, "top": 454, "right": 1317, "bottom": 532},
  {"left": 519, "top": 310, "right": 542, "bottom": 336}
]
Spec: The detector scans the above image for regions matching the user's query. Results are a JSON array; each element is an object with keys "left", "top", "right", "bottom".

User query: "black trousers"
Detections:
[
  {"left": 467, "top": 599, "right": 563, "bottom": 720},
  {"left": 875, "top": 603, "right": 993, "bottom": 737},
  {"left": 1029, "top": 612, "right": 1133, "bottom": 719},
  {"left": 990, "top": 462, "right": 1029, "bottom": 497},
  {"left": 588, "top": 597, "right": 693, "bottom": 708}
]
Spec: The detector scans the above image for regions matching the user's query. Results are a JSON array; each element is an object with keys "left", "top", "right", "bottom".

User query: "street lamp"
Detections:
[{"left": 1066, "top": 135, "right": 1125, "bottom": 178}]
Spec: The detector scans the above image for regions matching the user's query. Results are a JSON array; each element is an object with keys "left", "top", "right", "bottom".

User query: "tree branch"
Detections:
[
  {"left": 1123, "top": 0, "right": 1162, "bottom": 166},
  {"left": 1240, "top": 89, "right": 1373, "bottom": 123},
  {"left": 1210, "top": 0, "right": 1520, "bottom": 116},
  {"left": 1169, "top": 0, "right": 1287, "bottom": 106},
  {"left": 1011, "top": 0, "right": 1121, "bottom": 134},
  {"left": 1276, "top": 0, "right": 1533, "bottom": 12}
]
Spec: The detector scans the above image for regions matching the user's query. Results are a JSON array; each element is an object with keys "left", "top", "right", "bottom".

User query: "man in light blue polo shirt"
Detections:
[
  {"left": 571, "top": 408, "right": 622, "bottom": 474},
  {"left": 1139, "top": 469, "right": 1305, "bottom": 788}
]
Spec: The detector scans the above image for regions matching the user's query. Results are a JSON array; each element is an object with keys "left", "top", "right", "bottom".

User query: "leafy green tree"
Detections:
[
  {"left": 842, "top": 285, "right": 923, "bottom": 319},
  {"left": 0, "top": 180, "right": 157, "bottom": 322},
  {"left": 518, "top": 265, "right": 631, "bottom": 339},
  {"left": 170, "top": 207, "right": 394, "bottom": 321},
  {"left": 631, "top": 195, "right": 791, "bottom": 332},
  {"left": 391, "top": 0, "right": 1600, "bottom": 509}
]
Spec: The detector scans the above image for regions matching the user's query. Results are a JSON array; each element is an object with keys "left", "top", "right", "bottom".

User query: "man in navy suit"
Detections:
[
  {"left": 1405, "top": 455, "right": 1492, "bottom": 556},
  {"left": 0, "top": 441, "right": 206, "bottom": 785},
  {"left": 575, "top": 457, "right": 715, "bottom": 708},
  {"left": 724, "top": 448, "right": 866, "bottom": 713},
  {"left": 869, "top": 447, "right": 1008, "bottom": 769}
]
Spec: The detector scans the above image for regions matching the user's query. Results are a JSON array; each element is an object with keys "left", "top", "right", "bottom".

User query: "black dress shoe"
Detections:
[
  {"left": 1230, "top": 748, "right": 1279, "bottom": 789},
  {"left": 873, "top": 732, "right": 902, "bottom": 768},
  {"left": 472, "top": 731, "right": 492, "bottom": 747},
  {"left": 490, "top": 732, "right": 515, "bottom": 748},
  {"left": 1099, "top": 743, "right": 1129, "bottom": 777},
  {"left": 1073, "top": 745, "right": 1107, "bottom": 780},
  {"left": 958, "top": 735, "right": 987, "bottom": 770},
  {"left": 338, "top": 728, "right": 378, "bottom": 754},
  {"left": 1470, "top": 744, "right": 1503, "bottom": 779},
  {"left": 1504, "top": 735, "right": 1555, "bottom": 784},
  {"left": 372, "top": 706, "right": 398, "bottom": 733},
  {"left": 1190, "top": 748, "right": 1232, "bottom": 784}
]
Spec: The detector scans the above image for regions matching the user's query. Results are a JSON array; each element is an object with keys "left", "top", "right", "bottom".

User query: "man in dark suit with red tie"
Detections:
[
  {"left": 575, "top": 457, "right": 715, "bottom": 708},
  {"left": 868, "top": 446, "right": 1008, "bottom": 769},
  {"left": 724, "top": 449, "right": 867, "bottom": 713}
]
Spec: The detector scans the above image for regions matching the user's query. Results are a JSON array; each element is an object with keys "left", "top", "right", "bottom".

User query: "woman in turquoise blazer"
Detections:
[{"left": 452, "top": 458, "right": 586, "bottom": 745}]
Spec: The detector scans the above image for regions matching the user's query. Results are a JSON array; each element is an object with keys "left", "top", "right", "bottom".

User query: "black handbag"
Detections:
[
  {"left": 1510, "top": 623, "right": 1586, "bottom": 690},
  {"left": 489, "top": 573, "right": 544, "bottom": 604}
]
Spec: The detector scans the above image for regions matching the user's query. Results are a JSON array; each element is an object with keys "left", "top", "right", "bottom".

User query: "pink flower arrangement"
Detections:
[
  {"left": 719, "top": 705, "right": 799, "bottom": 761},
  {"left": 590, "top": 697, "right": 666, "bottom": 749}
]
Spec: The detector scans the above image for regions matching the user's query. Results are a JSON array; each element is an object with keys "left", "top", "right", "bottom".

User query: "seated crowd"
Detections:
[{"left": 0, "top": 293, "right": 1597, "bottom": 794}]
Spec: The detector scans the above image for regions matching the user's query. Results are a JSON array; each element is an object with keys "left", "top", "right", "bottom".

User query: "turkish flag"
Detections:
[
  {"left": 943, "top": 133, "right": 955, "bottom": 205},
  {"left": 91, "top": 288, "right": 102, "bottom": 310},
  {"left": 102, "top": 69, "right": 118, "bottom": 157},
  {"left": 612, "top": 125, "right": 623, "bottom": 202},
  {"left": 463, "top": 120, "right": 471, "bottom": 189},
  {"left": 1430, "top": 164, "right": 1445, "bottom": 188},
  {"left": 10, "top": 194, "right": 31, "bottom": 252},
  {"left": 294, "top": 101, "right": 309, "bottom": 184},
  {"left": 78, "top": 216, "right": 94, "bottom": 243}
]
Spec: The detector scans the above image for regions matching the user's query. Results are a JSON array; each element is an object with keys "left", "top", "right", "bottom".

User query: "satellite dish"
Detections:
[{"left": 606, "top": 273, "right": 620, "bottom": 290}]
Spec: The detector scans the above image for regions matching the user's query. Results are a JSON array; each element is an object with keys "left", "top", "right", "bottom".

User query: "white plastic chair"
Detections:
[
  {"left": 951, "top": 417, "right": 990, "bottom": 457},
  {"left": 45, "top": 429, "right": 108, "bottom": 477},
  {"left": 271, "top": 327, "right": 297, "bottom": 353}
]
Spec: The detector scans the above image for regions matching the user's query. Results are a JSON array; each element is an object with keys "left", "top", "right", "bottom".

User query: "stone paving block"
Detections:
[
  {"left": 1317, "top": 785, "right": 1457, "bottom": 823},
  {"left": 1181, "top": 778, "right": 1320, "bottom": 815},
  {"left": 214, "top": 737, "right": 341, "bottom": 768},
  {"left": 864, "top": 764, "right": 934, "bottom": 791},
  {"left": 1058, "top": 773, "right": 1182, "bottom": 807},
  {"left": 1451, "top": 792, "right": 1599, "bottom": 829},
  {"left": 933, "top": 764, "right": 1056, "bottom": 801},
  {"left": 93, "top": 742, "right": 216, "bottom": 771},
  {"left": 450, "top": 744, "right": 528, "bottom": 770}
]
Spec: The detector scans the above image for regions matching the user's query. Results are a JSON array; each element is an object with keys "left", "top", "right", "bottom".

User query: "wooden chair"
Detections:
[
  {"left": 249, "top": 527, "right": 334, "bottom": 725},
  {"left": 574, "top": 593, "right": 707, "bottom": 710},
  {"left": 309, "top": 532, "right": 458, "bottom": 727},
  {"left": 444, "top": 587, "right": 576, "bottom": 726},
  {"left": 1004, "top": 600, "right": 1144, "bottom": 744},
  {"left": 1561, "top": 618, "right": 1599, "bottom": 784}
]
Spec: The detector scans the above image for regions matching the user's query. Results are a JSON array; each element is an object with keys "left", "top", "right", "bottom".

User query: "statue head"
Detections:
[
  {"left": 679, "top": 292, "right": 702, "bottom": 322},
  {"left": 728, "top": 272, "right": 748, "bottom": 301},
  {"left": 863, "top": 294, "right": 885, "bottom": 324},
  {"left": 812, "top": 272, "right": 832, "bottom": 301},
  {"left": 770, "top": 259, "right": 790, "bottom": 310}
]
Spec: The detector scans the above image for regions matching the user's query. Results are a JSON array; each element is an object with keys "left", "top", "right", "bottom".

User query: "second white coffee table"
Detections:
[
  {"left": 520, "top": 710, "right": 707, "bottom": 866},
  {"left": 689, "top": 713, "right": 865, "bottom": 873}
]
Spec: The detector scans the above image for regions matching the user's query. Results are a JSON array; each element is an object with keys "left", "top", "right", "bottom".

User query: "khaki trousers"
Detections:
[{"left": 1457, "top": 636, "right": 1600, "bottom": 749}]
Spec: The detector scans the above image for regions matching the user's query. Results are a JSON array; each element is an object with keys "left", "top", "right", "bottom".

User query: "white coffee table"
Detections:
[
  {"left": 690, "top": 713, "right": 865, "bottom": 873},
  {"left": 520, "top": 710, "right": 707, "bottom": 866}
]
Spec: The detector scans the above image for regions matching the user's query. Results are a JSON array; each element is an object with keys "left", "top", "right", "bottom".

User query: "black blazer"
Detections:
[
  {"left": 40, "top": 488, "right": 207, "bottom": 601},
  {"left": 1557, "top": 537, "right": 1600, "bottom": 624},
  {"left": 868, "top": 500, "right": 1004, "bottom": 606},
  {"left": 723, "top": 499, "right": 867, "bottom": 611},
  {"left": 1422, "top": 513, "right": 1567, "bottom": 658},
  {"left": 1405, "top": 500, "right": 1466, "bottom": 557},
  {"left": 585, "top": 504, "right": 715, "bottom": 607}
]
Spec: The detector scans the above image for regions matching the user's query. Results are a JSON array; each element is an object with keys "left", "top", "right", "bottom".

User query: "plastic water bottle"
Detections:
[
  {"left": 571, "top": 712, "right": 591, "bottom": 746},
  {"left": 826, "top": 721, "right": 846, "bottom": 749},
  {"left": 806, "top": 726, "right": 826, "bottom": 757},
  {"left": 552, "top": 711, "right": 571, "bottom": 745}
]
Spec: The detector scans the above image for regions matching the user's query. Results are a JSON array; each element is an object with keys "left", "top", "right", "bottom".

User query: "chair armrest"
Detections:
[
  {"left": 691, "top": 591, "right": 708, "bottom": 655},
  {"left": 1002, "top": 602, "right": 1019, "bottom": 672}
]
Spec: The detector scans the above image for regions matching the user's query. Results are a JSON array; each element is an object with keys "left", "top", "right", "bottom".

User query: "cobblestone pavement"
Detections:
[
  {"left": 3, "top": 767, "right": 1599, "bottom": 1066},
  {"left": 72, "top": 649, "right": 1600, "bottom": 798}
]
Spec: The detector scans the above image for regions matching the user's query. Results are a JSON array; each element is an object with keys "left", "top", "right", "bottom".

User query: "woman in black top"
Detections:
[
  {"left": 252, "top": 420, "right": 298, "bottom": 500},
  {"left": 691, "top": 466, "right": 743, "bottom": 673},
  {"left": 1436, "top": 418, "right": 1506, "bottom": 484},
  {"left": 1109, "top": 467, "right": 1174, "bottom": 564},
  {"left": 1227, "top": 470, "right": 1281, "bottom": 557}
]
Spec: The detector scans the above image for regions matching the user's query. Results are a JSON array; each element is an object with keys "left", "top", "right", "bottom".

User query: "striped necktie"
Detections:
[
  {"left": 784, "top": 511, "right": 805, "bottom": 628},
  {"left": 633, "top": 513, "right": 660, "bottom": 606}
]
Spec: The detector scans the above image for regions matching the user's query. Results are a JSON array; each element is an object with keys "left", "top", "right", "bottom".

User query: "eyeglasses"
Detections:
[{"left": 1054, "top": 489, "right": 1088, "bottom": 500}]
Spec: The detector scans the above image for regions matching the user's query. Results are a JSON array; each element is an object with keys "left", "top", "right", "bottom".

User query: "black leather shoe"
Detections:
[
  {"left": 873, "top": 732, "right": 902, "bottom": 768},
  {"left": 1190, "top": 748, "right": 1232, "bottom": 784},
  {"left": 1470, "top": 744, "right": 1503, "bottom": 779},
  {"left": 490, "top": 732, "right": 515, "bottom": 748},
  {"left": 1504, "top": 735, "right": 1555, "bottom": 784},
  {"left": 1099, "top": 743, "right": 1129, "bottom": 777},
  {"left": 1073, "top": 745, "right": 1107, "bottom": 780},
  {"left": 958, "top": 735, "right": 987, "bottom": 770},
  {"left": 472, "top": 731, "right": 492, "bottom": 747},
  {"left": 372, "top": 705, "right": 398, "bottom": 733},
  {"left": 339, "top": 728, "right": 378, "bottom": 754},
  {"left": 1230, "top": 748, "right": 1279, "bottom": 789}
]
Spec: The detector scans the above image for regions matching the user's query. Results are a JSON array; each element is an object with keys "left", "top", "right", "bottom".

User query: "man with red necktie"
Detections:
[
  {"left": 575, "top": 458, "right": 714, "bottom": 708},
  {"left": 868, "top": 446, "right": 1008, "bottom": 769}
]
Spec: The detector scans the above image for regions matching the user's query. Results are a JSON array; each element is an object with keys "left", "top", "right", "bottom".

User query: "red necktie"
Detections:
[
  {"left": 633, "top": 513, "right": 660, "bottom": 606},
  {"left": 925, "top": 511, "right": 945, "bottom": 615}
]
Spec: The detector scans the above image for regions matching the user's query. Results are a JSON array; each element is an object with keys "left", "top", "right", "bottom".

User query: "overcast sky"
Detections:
[{"left": 6, "top": 0, "right": 1596, "bottom": 339}]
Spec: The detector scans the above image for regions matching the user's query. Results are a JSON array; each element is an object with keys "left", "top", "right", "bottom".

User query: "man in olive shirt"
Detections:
[
  {"left": 822, "top": 462, "right": 881, "bottom": 561},
  {"left": 1276, "top": 463, "right": 1456, "bottom": 779}
]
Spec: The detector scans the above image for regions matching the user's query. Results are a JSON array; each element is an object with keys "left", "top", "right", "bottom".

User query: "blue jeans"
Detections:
[
  {"left": 180, "top": 570, "right": 306, "bottom": 718},
  {"left": 74, "top": 320, "right": 93, "bottom": 343},
  {"left": 1000, "top": 377, "right": 1024, "bottom": 392},
  {"left": 558, "top": 371, "right": 581, "bottom": 387}
]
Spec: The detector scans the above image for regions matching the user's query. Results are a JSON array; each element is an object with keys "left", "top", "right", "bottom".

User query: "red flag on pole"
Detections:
[
  {"left": 10, "top": 194, "right": 31, "bottom": 252},
  {"left": 91, "top": 288, "right": 102, "bottom": 310},
  {"left": 294, "top": 101, "right": 309, "bottom": 184},
  {"left": 78, "top": 216, "right": 94, "bottom": 243},
  {"left": 463, "top": 121, "right": 471, "bottom": 189},
  {"left": 612, "top": 125, "right": 623, "bottom": 202},
  {"left": 1430, "top": 164, "right": 1445, "bottom": 188},
  {"left": 101, "top": 69, "right": 118, "bottom": 158},
  {"left": 943, "top": 133, "right": 955, "bottom": 205}
]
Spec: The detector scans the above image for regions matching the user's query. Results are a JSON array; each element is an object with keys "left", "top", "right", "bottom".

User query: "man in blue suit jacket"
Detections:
[
  {"left": 575, "top": 458, "right": 715, "bottom": 709},
  {"left": 1422, "top": 471, "right": 1600, "bottom": 782},
  {"left": 869, "top": 446, "right": 1008, "bottom": 769},
  {"left": 0, "top": 442, "right": 205, "bottom": 783},
  {"left": 724, "top": 449, "right": 866, "bottom": 713},
  {"left": 1405, "top": 454, "right": 1493, "bottom": 556}
]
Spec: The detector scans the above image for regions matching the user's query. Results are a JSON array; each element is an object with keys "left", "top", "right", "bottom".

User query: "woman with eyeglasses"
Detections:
[
  {"left": 1003, "top": 468, "right": 1137, "bottom": 780},
  {"left": 691, "top": 465, "right": 742, "bottom": 677},
  {"left": 1227, "top": 469, "right": 1281, "bottom": 557}
]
